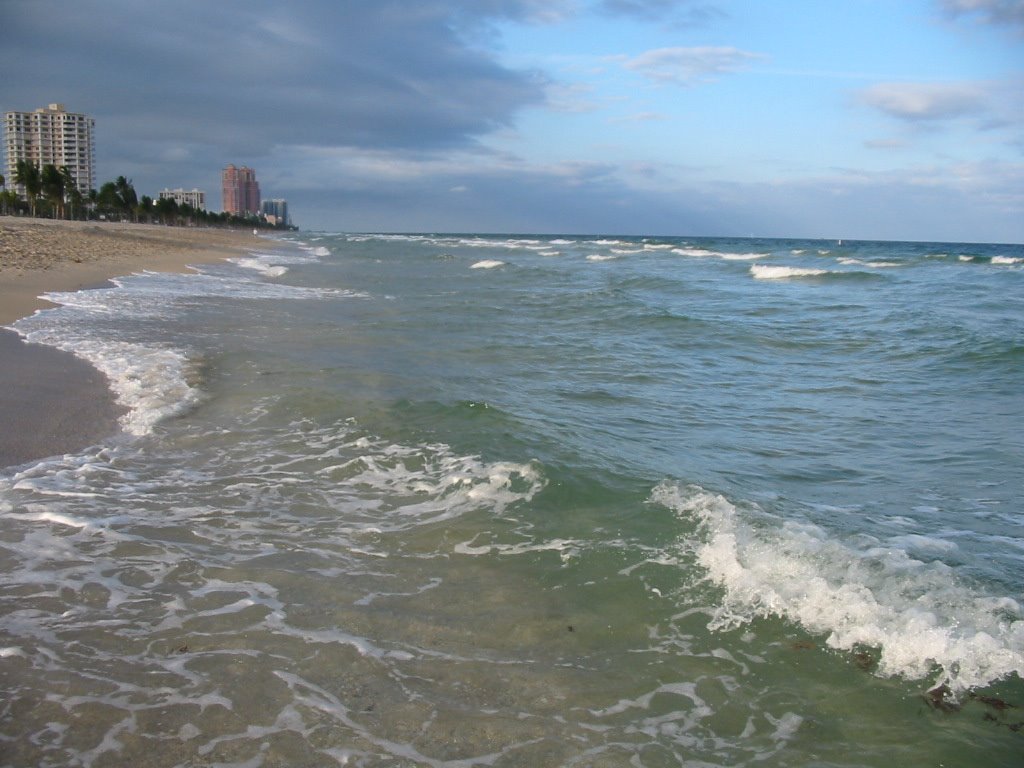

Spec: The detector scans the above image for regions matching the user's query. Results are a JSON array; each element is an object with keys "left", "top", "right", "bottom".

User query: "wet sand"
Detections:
[
  {"left": 0, "top": 329, "right": 126, "bottom": 468},
  {"left": 0, "top": 217, "right": 260, "bottom": 468}
]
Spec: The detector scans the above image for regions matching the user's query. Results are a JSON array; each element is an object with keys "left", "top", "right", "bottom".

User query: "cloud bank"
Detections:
[{"left": 1, "top": 0, "right": 1020, "bottom": 241}]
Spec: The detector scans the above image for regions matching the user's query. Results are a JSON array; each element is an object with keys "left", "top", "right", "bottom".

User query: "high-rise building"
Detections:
[
  {"left": 221, "top": 164, "right": 260, "bottom": 216},
  {"left": 261, "top": 198, "right": 289, "bottom": 226},
  {"left": 3, "top": 103, "right": 96, "bottom": 196},
  {"left": 159, "top": 188, "right": 206, "bottom": 210}
]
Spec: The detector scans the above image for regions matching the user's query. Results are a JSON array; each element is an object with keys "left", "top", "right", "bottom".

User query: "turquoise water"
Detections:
[{"left": 2, "top": 233, "right": 1023, "bottom": 766}]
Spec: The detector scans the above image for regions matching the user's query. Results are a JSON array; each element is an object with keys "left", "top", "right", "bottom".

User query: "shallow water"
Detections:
[{"left": 2, "top": 233, "right": 1022, "bottom": 766}]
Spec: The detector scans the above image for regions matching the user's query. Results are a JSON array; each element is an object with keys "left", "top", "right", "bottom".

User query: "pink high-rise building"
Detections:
[{"left": 221, "top": 164, "right": 260, "bottom": 216}]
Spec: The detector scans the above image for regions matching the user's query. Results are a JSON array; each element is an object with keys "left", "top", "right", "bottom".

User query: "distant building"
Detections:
[
  {"left": 221, "top": 164, "right": 260, "bottom": 216},
  {"left": 261, "top": 198, "right": 289, "bottom": 226},
  {"left": 159, "top": 188, "right": 206, "bottom": 210},
  {"left": 3, "top": 103, "right": 95, "bottom": 196}
]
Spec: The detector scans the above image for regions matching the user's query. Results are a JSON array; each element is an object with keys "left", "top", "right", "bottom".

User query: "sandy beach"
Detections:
[{"left": 0, "top": 217, "right": 260, "bottom": 467}]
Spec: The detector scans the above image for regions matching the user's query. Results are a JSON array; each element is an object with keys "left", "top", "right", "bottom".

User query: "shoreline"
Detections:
[
  {"left": 0, "top": 217, "right": 261, "bottom": 468},
  {"left": 0, "top": 217, "right": 261, "bottom": 325}
]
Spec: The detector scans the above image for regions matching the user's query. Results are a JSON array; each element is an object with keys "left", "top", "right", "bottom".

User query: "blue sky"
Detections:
[{"left": 3, "top": 0, "right": 1022, "bottom": 241}]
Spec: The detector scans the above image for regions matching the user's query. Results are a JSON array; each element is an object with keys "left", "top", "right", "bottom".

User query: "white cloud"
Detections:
[
  {"left": 864, "top": 138, "right": 909, "bottom": 150},
  {"left": 545, "top": 82, "right": 602, "bottom": 113},
  {"left": 622, "top": 46, "right": 765, "bottom": 86},
  {"left": 859, "top": 82, "right": 987, "bottom": 121},
  {"left": 857, "top": 79, "right": 1024, "bottom": 156}
]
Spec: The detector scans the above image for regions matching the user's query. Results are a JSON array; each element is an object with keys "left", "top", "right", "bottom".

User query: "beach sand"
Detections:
[{"left": 0, "top": 217, "right": 260, "bottom": 468}]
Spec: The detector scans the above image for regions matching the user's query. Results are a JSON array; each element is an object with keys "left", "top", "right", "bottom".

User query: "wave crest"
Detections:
[
  {"left": 652, "top": 481, "right": 1024, "bottom": 692},
  {"left": 751, "top": 265, "right": 828, "bottom": 280}
]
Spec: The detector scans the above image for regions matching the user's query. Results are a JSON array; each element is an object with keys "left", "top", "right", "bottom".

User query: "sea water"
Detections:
[{"left": 1, "top": 233, "right": 1022, "bottom": 766}]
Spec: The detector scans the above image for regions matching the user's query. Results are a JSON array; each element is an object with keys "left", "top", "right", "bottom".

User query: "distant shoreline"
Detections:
[
  {"left": 0, "top": 217, "right": 260, "bottom": 468},
  {"left": 0, "top": 217, "right": 260, "bottom": 324}
]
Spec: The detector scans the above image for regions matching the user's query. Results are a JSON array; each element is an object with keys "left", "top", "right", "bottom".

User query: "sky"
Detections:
[{"left": 2, "top": 0, "right": 1022, "bottom": 242}]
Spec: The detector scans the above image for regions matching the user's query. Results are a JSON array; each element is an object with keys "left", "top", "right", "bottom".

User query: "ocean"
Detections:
[{"left": 2, "top": 232, "right": 1022, "bottom": 766}]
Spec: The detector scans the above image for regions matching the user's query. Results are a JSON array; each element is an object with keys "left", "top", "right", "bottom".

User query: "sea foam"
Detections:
[
  {"left": 652, "top": 481, "right": 1024, "bottom": 692},
  {"left": 11, "top": 324, "right": 202, "bottom": 437},
  {"left": 230, "top": 256, "right": 288, "bottom": 278},
  {"left": 751, "top": 265, "right": 828, "bottom": 279},
  {"left": 11, "top": 254, "right": 357, "bottom": 438}
]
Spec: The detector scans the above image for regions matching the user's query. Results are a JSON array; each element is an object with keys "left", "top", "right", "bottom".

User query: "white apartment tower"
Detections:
[
  {"left": 3, "top": 103, "right": 96, "bottom": 196},
  {"left": 159, "top": 188, "right": 206, "bottom": 210}
]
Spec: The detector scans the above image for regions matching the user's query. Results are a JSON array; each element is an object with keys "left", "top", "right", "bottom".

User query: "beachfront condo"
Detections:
[
  {"left": 221, "top": 164, "right": 260, "bottom": 216},
  {"left": 3, "top": 103, "right": 96, "bottom": 196},
  {"left": 159, "top": 188, "right": 207, "bottom": 210},
  {"left": 261, "top": 198, "right": 289, "bottom": 226}
]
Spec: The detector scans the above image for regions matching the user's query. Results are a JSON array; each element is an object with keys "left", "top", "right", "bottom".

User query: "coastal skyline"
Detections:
[{"left": 2, "top": 0, "right": 1022, "bottom": 242}]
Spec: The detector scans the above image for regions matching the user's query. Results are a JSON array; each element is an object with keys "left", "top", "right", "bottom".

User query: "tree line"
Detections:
[{"left": 0, "top": 160, "right": 293, "bottom": 230}]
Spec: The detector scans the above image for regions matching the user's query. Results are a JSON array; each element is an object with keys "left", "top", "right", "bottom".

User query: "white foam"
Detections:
[
  {"left": 838, "top": 258, "right": 900, "bottom": 268},
  {"left": 454, "top": 537, "right": 580, "bottom": 559},
  {"left": 587, "top": 681, "right": 705, "bottom": 718},
  {"left": 230, "top": 256, "right": 288, "bottom": 278},
  {"left": 672, "top": 248, "right": 765, "bottom": 261},
  {"left": 750, "top": 265, "right": 828, "bottom": 280},
  {"left": 766, "top": 712, "right": 803, "bottom": 742},
  {"left": 300, "top": 426, "right": 547, "bottom": 533},
  {"left": 652, "top": 481, "right": 1024, "bottom": 692},
  {"left": 471, "top": 260, "right": 505, "bottom": 269},
  {"left": 12, "top": 330, "right": 201, "bottom": 437},
  {"left": 586, "top": 254, "right": 618, "bottom": 262},
  {"left": 10, "top": 259, "right": 367, "bottom": 438},
  {"left": 992, "top": 256, "right": 1022, "bottom": 265}
]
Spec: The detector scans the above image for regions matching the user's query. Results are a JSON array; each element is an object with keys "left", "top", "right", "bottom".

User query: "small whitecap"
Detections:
[{"left": 750, "top": 265, "right": 828, "bottom": 279}]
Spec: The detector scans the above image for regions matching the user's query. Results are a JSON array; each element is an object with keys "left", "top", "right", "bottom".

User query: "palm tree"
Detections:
[
  {"left": 154, "top": 195, "right": 178, "bottom": 225},
  {"left": 41, "top": 164, "right": 66, "bottom": 219},
  {"left": 15, "top": 160, "right": 42, "bottom": 217},
  {"left": 114, "top": 176, "right": 138, "bottom": 221},
  {"left": 137, "top": 195, "right": 154, "bottom": 224},
  {"left": 97, "top": 181, "right": 122, "bottom": 219},
  {"left": 60, "top": 166, "right": 82, "bottom": 220}
]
